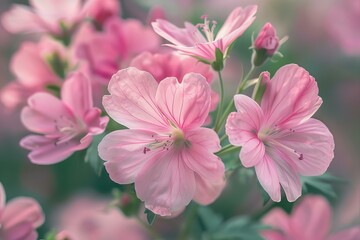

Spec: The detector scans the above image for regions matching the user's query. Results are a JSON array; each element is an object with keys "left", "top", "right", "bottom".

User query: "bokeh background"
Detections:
[{"left": 0, "top": 0, "right": 359, "bottom": 238}]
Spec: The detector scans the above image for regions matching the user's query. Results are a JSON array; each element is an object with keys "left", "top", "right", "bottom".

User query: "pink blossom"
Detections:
[
  {"left": 130, "top": 51, "right": 218, "bottom": 125},
  {"left": 82, "top": 0, "right": 120, "bottom": 26},
  {"left": 98, "top": 67, "right": 225, "bottom": 216},
  {"left": 0, "top": 37, "right": 69, "bottom": 109},
  {"left": 225, "top": 64, "right": 334, "bottom": 202},
  {"left": 75, "top": 17, "right": 160, "bottom": 82},
  {"left": 1, "top": 0, "right": 84, "bottom": 35},
  {"left": 0, "top": 182, "right": 44, "bottom": 240},
  {"left": 262, "top": 195, "right": 360, "bottom": 240},
  {"left": 54, "top": 196, "right": 147, "bottom": 240},
  {"left": 254, "top": 23, "right": 279, "bottom": 55},
  {"left": 20, "top": 73, "right": 109, "bottom": 164},
  {"left": 327, "top": 0, "right": 360, "bottom": 56},
  {"left": 152, "top": 5, "right": 257, "bottom": 62}
]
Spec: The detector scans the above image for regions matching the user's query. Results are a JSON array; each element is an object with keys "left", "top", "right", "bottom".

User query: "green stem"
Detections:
[
  {"left": 216, "top": 144, "right": 241, "bottom": 156},
  {"left": 220, "top": 134, "right": 228, "bottom": 143},
  {"left": 177, "top": 203, "right": 199, "bottom": 240},
  {"left": 213, "top": 71, "right": 225, "bottom": 133},
  {"left": 217, "top": 66, "right": 256, "bottom": 133}
]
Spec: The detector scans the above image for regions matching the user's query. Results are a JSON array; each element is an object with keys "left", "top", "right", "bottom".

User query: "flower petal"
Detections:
[
  {"left": 99, "top": 129, "right": 156, "bottom": 184},
  {"left": 103, "top": 67, "right": 167, "bottom": 130},
  {"left": 155, "top": 73, "right": 211, "bottom": 130},
  {"left": 61, "top": 73, "right": 93, "bottom": 118},
  {"left": 3, "top": 222, "right": 38, "bottom": 240},
  {"left": 226, "top": 95, "right": 263, "bottom": 146},
  {"left": 20, "top": 135, "right": 79, "bottom": 164},
  {"left": 290, "top": 196, "right": 331, "bottom": 240},
  {"left": 193, "top": 174, "right": 225, "bottom": 205},
  {"left": 0, "top": 182, "right": 5, "bottom": 210},
  {"left": 135, "top": 151, "right": 195, "bottom": 216},
  {"left": 261, "top": 64, "right": 322, "bottom": 128},
  {"left": 240, "top": 138, "right": 265, "bottom": 168},
  {"left": 255, "top": 155, "right": 281, "bottom": 202},
  {"left": 2, "top": 197, "right": 44, "bottom": 230},
  {"left": 1, "top": 5, "right": 47, "bottom": 33},
  {"left": 261, "top": 208, "right": 291, "bottom": 240},
  {"left": 328, "top": 227, "right": 360, "bottom": 240},
  {"left": 276, "top": 118, "right": 335, "bottom": 176},
  {"left": 268, "top": 147, "right": 302, "bottom": 202}
]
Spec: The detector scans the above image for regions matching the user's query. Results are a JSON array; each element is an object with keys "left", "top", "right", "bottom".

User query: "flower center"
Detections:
[
  {"left": 54, "top": 115, "right": 86, "bottom": 145},
  {"left": 196, "top": 15, "right": 217, "bottom": 42},
  {"left": 143, "top": 129, "right": 191, "bottom": 154}
]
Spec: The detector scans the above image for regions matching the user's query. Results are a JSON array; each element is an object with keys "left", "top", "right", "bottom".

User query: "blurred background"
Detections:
[{"left": 0, "top": 0, "right": 359, "bottom": 238}]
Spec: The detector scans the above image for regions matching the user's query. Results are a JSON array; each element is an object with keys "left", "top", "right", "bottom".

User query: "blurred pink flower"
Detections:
[
  {"left": 130, "top": 51, "right": 218, "bottom": 124},
  {"left": 152, "top": 5, "right": 257, "bottom": 62},
  {"left": 262, "top": 195, "right": 360, "bottom": 240},
  {"left": 0, "top": 37, "right": 69, "bottom": 110},
  {"left": 75, "top": 17, "right": 160, "bottom": 82},
  {"left": 0, "top": 182, "right": 44, "bottom": 240},
  {"left": 327, "top": 0, "right": 360, "bottom": 56},
  {"left": 20, "top": 73, "right": 108, "bottom": 165},
  {"left": 1, "top": 0, "right": 84, "bottom": 35},
  {"left": 82, "top": 0, "right": 120, "bottom": 26},
  {"left": 54, "top": 196, "right": 147, "bottom": 240},
  {"left": 226, "top": 64, "right": 334, "bottom": 202},
  {"left": 99, "top": 68, "right": 225, "bottom": 216},
  {"left": 254, "top": 23, "right": 279, "bottom": 56}
]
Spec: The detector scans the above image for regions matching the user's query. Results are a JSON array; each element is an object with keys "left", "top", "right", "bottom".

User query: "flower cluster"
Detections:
[{"left": 0, "top": 0, "right": 346, "bottom": 239}]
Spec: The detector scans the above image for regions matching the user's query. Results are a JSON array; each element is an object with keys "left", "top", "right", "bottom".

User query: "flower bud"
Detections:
[{"left": 252, "top": 71, "right": 270, "bottom": 104}]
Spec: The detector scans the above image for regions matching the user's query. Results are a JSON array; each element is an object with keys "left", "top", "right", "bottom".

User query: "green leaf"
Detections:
[
  {"left": 209, "top": 216, "right": 269, "bottom": 240},
  {"left": 144, "top": 208, "right": 157, "bottom": 225},
  {"left": 84, "top": 133, "right": 106, "bottom": 176},
  {"left": 44, "top": 230, "right": 57, "bottom": 240},
  {"left": 198, "top": 206, "right": 223, "bottom": 230},
  {"left": 211, "top": 48, "right": 224, "bottom": 71},
  {"left": 45, "top": 84, "right": 61, "bottom": 97},
  {"left": 301, "top": 173, "right": 345, "bottom": 199}
]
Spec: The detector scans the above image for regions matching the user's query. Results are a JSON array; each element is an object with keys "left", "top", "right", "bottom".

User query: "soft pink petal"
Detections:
[
  {"left": 255, "top": 155, "right": 281, "bottom": 202},
  {"left": 3, "top": 222, "right": 37, "bottom": 240},
  {"left": 290, "top": 196, "right": 332, "bottom": 240},
  {"left": 261, "top": 64, "right": 322, "bottom": 128},
  {"left": 10, "top": 41, "right": 58, "bottom": 87},
  {"left": 84, "top": 109, "right": 109, "bottom": 135},
  {"left": 276, "top": 119, "right": 335, "bottom": 176},
  {"left": 216, "top": 5, "right": 257, "bottom": 48},
  {"left": 0, "top": 82, "right": 33, "bottom": 110},
  {"left": 261, "top": 208, "right": 291, "bottom": 240},
  {"left": 152, "top": 20, "right": 206, "bottom": 47},
  {"left": 135, "top": 151, "right": 196, "bottom": 216},
  {"left": 61, "top": 73, "right": 93, "bottom": 117},
  {"left": 226, "top": 95, "right": 263, "bottom": 146},
  {"left": 155, "top": 73, "right": 211, "bottom": 130},
  {"left": 1, "top": 5, "right": 47, "bottom": 33},
  {"left": 21, "top": 107, "right": 57, "bottom": 134},
  {"left": 328, "top": 226, "right": 360, "bottom": 240},
  {"left": 268, "top": 147, "right": 302, "bottom": 202},
  {"left": 103, "top": 67, "right": 167, "bottom": 130},
  {"left": 2, "top": 197, "right": 44, "bottom": 230},
  {"left": 193, "top": 174, "right": 225, "bottom": 205},
  {"left": 99, "top": 130, "right": 157, "bottom": 184},
  {"left": 20, "top": 135, "right": 79, "bottom": 164},
  {"left": 240, "top": 138, "right": 265, "bottom": 168}
]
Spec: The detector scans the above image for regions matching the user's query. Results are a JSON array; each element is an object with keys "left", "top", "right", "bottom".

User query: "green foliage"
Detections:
[
  {"left": 211, "top": 48, "right": 224, "bottom": 71},
  {"left": 301, "top": 173, "right": 345, "bottom": 199},
  {"left": 84, "top": 133, "right": 105, "bottom": 176},
  {"left": 112, "top": 187, "right": 142, "bottom": 217},
  {"left": 45, "top": 84, "right": 61, "bottom": 97},
  {"left": 144, "top": 208, "right": 157, "bottom": 225},
  {"left": 44, "top": 230, "right": 57, "bottom": 240}
]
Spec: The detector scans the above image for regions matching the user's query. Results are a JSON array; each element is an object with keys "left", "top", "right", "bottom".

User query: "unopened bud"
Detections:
[{"left": 252, "top": 71, "right": 270, "bottom": 104}]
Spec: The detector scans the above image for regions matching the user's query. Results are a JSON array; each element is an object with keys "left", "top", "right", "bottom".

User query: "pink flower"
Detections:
[
  {"left": 327, "top": 0, "right": 360, "bottom": 56},
  {"left": 0, "top": 182, "right": 44, "bottom": 240},
  {"left": 1, "top": 0, "right": 85, "bottom": 35},
  {"left": 0, "top": 37, "right": 69, "bottom": 109},
  {"left": 20, "top": 73, "right": 109, "bottom": 164},
  {"left": 262, "top": 195, "right": 360, "bottom": 240},
  {"left": 54, "top": 196, "right": 147, "bottom": 240},
  {"left": 225, "top": 64, "right": 334, "bottom": 202},
  {"left": 254, "top": 23, "right": 279, "bottom": 56},
  {"left": 130, "top": 51, "right": 218, "bottom": 125},
  {"left": 152, "top": 5, "right": 257, "bottom": 62},
  {"left": 98, "top": 67, "right": 225, "bottom": 216},
  {"left": 82, "top": 0, "right": 120, "bottom": 26},
  {"left": 75, "top": 17, "right": 160, "bottom": 82}
]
